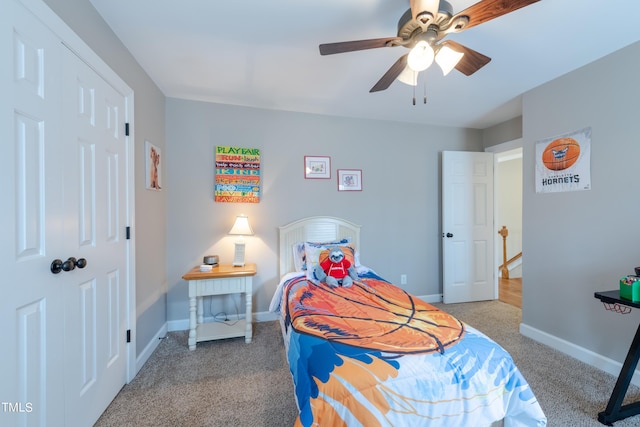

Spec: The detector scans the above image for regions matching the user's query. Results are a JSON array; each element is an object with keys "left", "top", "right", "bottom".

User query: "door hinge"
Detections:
[
  {"left": 126, "top": 226, "right": 130, "bottom": 240},
  {"left": 125, "top": 122, "right": 130, "bottom": 136},
  {"left": 126, "top": 329, "right": 131, "bottom": 343}
]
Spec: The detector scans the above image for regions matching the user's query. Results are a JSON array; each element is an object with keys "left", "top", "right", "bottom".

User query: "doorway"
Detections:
[{"left": 487, "top": 141, "right": 523, "bottom": 308}]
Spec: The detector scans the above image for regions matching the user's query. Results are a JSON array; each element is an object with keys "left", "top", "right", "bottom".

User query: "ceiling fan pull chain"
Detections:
[
  {"left": 424, "top": 83, "right": 427, "bottom": 104},
  {"left": 412, "top": 84, "right": 416, "bottom": 105}
]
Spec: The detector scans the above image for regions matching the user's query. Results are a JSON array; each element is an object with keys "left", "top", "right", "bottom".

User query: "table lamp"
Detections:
[{"left": 228, "top": 215, "right": 254, "bottom": 266}]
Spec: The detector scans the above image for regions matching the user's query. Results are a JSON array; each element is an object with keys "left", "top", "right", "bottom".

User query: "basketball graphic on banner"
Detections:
[
  {"left": 535, "top": 127, "right": 591, "bottom": 193},
  {"left": 541, "top": 137, "right": 580, "bottom": 171}
]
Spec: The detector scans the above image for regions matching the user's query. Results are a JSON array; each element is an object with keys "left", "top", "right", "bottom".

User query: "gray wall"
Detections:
[
  {"left": 43, "top": 0, "right": 168, "bottom": 356},
  {"left": 521, "top": 41, "right": 640, "bottom": 363},
  {"left": 483, "top": 116, "right": 522, "bottom": 147},
  {"left": 165, "top": 98, "right": 483, "bottom": 321}
]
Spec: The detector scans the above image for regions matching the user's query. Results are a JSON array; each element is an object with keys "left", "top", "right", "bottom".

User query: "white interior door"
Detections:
[
  {"left": 442, "top": 151, "right": 495, "bottom": 303},
  {"left": 61, "top": 48, "right": 129, "bottom": 427},
  {"left": 2, "top": 1, "right": 131, "bottom": 425},
  {"left": 0, "top": 1, "right": 66, "bottom": 425}
]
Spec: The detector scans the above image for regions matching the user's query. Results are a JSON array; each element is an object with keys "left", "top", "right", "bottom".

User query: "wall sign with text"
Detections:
[{"left": 215, "top": 146, "right": 261, "bottom": 203}]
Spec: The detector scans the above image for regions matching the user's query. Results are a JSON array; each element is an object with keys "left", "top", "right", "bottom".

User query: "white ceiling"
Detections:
[{"left": 90, "top": 0, "right": 640, "bottom": 129}]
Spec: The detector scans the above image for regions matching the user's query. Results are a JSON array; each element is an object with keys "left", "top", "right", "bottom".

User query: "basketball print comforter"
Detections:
[{"left": 270, "top": 269, "right": 546, "bottom": 427}]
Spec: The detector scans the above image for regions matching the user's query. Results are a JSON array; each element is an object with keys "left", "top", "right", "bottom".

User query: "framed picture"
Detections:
[
  {"left": 337, "top": 169, "right": 362, "bottom": 191},
  {"left": 304, "top": 156, "right": 331, "bottom": 179},
  {"left": 145, "top": 140, "right": 162, "bottom": 190},
  {"left": 215, "top": 145, "right": 261, "bottom": 203}
]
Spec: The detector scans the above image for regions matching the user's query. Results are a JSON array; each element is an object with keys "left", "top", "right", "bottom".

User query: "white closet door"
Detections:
[
  {"left": 0, "top": 1, "right": 66, "bottom": 425},
  {"left": 1, "top": 1, "right": 131, "bottom": 425},
  {"left": 61, "top": 48, "right": 129, "bottom": 427}
]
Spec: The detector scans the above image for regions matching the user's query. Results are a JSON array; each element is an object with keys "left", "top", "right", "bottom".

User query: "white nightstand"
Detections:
[{"left": 182, "top": 263, "right": 256, "bottom": 350}]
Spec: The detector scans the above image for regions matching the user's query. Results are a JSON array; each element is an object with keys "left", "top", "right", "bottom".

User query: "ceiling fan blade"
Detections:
[
  {"left": 453, "top": 0, "right": 540, "bottom": 30},
  {"left": 319, "top": 37, "right": 402, "bottom": 55},
  {"left": 370, "top": 54, "right": 408, "bottom": 93},
  {"left": 442, "top": 40, "right": 491, "bottom": 76}
]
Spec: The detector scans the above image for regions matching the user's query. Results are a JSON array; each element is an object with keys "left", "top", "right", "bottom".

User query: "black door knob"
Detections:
[
  {"left": 51, "top": 257, "right": 88, "bottom": 274},
  {"left": 446, "top": 233, "right": 454, "bottom": 238},
  {"left": 62, "top": 257, "right": 76, "bottom": 272},
  {"left": 51, "top": 259, "right": 63, "bottom": 274}
]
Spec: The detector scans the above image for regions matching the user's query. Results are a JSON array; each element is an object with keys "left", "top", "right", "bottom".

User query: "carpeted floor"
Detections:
[
  {"left": 95, "top": 320, "right": 297, "bottom": 427},
  {"left": 95, "top": 300, "right": 640, "bottom": 426}
]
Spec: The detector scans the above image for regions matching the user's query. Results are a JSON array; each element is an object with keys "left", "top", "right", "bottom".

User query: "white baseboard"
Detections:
[
  {"left": 520, "top": 322, "right": 640, "bottom": 387},
  {"left": 167, "top": 318, "right": 189, "bottom": 332},
  {"left": 135, "top": 322, "right": 168, "bottom": 375},
  {"left": 166, "top": 309, "right": 280, "bottom": 332},
  {"left": 255, "top": 310, "right": 279, "bottom": 322},
  {"left": 419, "top": 293, "right": 443, "bottom": 303}
]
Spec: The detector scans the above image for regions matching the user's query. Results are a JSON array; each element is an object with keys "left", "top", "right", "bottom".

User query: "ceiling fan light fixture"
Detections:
[
  {"left": 435, "top": 45, "right": 464, "bottom": 76},
  {"left": 416, "top": 11, "right": 434, "bottom": 25},
  {"left": 411, "top": 0, "right": 441, "bottom": 22},
  {"left": 397, "top": 65, "right": 418, "bottom": 86},
  {"left": 407, "top": 41, "right": 434, "bottom": 71}
]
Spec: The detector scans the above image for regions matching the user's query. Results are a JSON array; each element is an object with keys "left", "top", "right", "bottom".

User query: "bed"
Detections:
[{"left": 270, "top": 216, "right": 546, "bottom": 427}]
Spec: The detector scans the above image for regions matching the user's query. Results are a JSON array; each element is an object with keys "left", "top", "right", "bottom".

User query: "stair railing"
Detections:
[{"left": 498, "top": 225, "right": 522, "bottom": 279}]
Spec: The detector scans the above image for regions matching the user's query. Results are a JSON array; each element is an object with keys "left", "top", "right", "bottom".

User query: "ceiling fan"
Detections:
[{"left": 319, "top": 0, "right": 541, "bottom": 93}]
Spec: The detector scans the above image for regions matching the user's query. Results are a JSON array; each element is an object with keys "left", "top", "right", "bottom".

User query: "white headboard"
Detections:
[{"left": 278, "top": 216, "right": 361, "bottom": 277}]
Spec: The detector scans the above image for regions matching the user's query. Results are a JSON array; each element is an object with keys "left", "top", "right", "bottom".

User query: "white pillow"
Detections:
[
  {"left": 292, "top": 238, "right": 351, "bottom": 272},
  {"left": 303, "top": 241, "right": 359, "bottom": 281}
]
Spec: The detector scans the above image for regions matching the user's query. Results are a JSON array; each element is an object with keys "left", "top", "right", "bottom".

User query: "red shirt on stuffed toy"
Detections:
[{"left": 320, "top": 257, "right": 351, "bottom": 280}]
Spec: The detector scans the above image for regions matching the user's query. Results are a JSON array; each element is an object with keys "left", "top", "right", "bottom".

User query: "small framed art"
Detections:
[
  {"left": 145, "top": 140, "right": 162, "bottom": 190},
  {"left": 337, "top": 169, "right": 362, "bottom": 191},
  {"left": 304, "top": 156, "right": 331, "bottom": 179}
]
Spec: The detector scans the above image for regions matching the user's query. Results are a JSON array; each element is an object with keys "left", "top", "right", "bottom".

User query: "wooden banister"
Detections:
[
  {"left": 498, "top": 226, "right": 509, "bottom": 279},
  {"left": 498, "top": 226, "right": 522, "bottom": 279},
  {"left": 500, "top": 252, "right": 522, "bottom": 271}
]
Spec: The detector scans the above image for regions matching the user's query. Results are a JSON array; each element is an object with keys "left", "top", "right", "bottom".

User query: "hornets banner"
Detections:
[
  {"left": 535, "top": 127, "right": 591, "bottom": 193},
  {"left": 215, "top": 146, "right": 261, "bottom": 203}
]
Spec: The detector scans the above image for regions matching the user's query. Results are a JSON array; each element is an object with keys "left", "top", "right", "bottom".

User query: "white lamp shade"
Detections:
[
  {"left": 407, "top": 41, "right": 434, "bottom": 72},
  {"left": 397, "top": 65, "right": 418, "bottom": 86},
  {"left": 435, "top": 45, "right": 464, "bottom": 76},
  {"left": 228, "top": 215, "right": 254, "bottom": 236}
]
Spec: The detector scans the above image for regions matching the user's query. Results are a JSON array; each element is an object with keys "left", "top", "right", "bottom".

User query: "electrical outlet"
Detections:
[{"left": 400, "top": 274, "right": 407, "bottom": 285}]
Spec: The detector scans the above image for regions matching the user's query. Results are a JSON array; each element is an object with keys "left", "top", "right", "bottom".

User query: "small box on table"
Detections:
[{"left": 620, "top": 276, "right": 640, "bottom": 302}]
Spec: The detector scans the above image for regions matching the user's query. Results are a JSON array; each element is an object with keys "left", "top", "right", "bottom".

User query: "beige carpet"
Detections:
[{"left": 95, "top": 300, "right": 640, "bottom": 426}]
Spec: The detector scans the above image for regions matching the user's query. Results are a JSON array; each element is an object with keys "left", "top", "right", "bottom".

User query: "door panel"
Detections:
[
  {"left": 63, "top": 48, "right": 128, "bottom": 427},
  {"left": 78, "top": 140, "right": 96, "bottom": 246},
  {"left": 15, "top": 112, "right": 45, "bottom": 258},
  {"left": 442, "top": 151, "right": 495, "bottom": 303},
  {"left": 1, "top": 1, "right": 65, "bottom": 425}
]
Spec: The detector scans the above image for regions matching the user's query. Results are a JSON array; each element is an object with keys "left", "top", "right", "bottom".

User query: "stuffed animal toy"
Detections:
[{"left": 313, "top": 246, "right": 358, "bottom": 287}]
